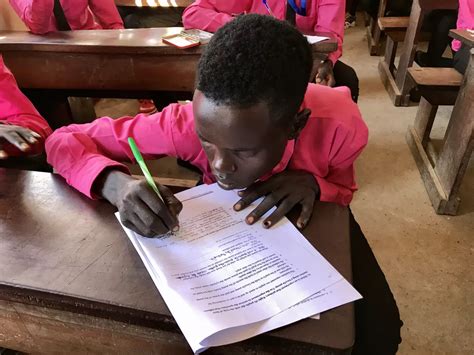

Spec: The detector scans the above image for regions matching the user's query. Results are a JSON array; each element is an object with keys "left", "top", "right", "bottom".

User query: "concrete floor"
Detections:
[{"left": 95, "top": 20, "right": 473, "bottom": 354}]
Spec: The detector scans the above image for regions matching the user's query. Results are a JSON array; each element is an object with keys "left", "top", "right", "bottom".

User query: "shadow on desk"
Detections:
[{"left": 0, "top": 154, "right": 52, "bottom": 172}]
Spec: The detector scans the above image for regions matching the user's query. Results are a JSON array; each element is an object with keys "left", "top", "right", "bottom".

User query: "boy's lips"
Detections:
[{"left": 216, "top": 180, "right": 236, "bottom": 190}]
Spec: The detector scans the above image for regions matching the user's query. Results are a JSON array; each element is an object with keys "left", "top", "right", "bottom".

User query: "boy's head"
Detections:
[{"left": 194, "top": 14, "right": 313, "bottom": 190}]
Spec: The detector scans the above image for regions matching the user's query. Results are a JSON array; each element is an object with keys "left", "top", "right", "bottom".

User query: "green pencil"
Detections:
[{"left": 128, "top": 137, "right": 164, "bottom": 203}]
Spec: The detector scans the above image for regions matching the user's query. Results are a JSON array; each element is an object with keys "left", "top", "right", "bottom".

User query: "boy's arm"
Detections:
[
  {"left": 182, "top": 0, "right": 248, "bottom": 32},
  {"left": 45, "top": 103, "right": 196, "bottom": 199},
  {"left": 0, "top": 57, "right": 52, "bottom": 156},
  {"left": 315, "top": 111, "right": 368, "bottom": 206},
  {"left": 9, "top": 0, "right": 55, "bottom": 34},
  {"left": 314, "top": 0, "right": 344, "bottom": 65},
  {"left": 88, "top": 0, "right": 125, "bottom": 29}
]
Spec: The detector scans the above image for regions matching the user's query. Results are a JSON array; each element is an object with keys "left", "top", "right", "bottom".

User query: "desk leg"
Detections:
[
  {"left": 434, "top": 52, "right": 473, "bottom": 214},
  {"left": 395, "top": 0, "right": 425, "bottom": 106}
]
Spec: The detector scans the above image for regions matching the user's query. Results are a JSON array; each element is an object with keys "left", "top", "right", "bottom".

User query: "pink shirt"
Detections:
[
  {"left": 9, "top": 0, "right": 124, "bottom": 34},
  {"left": 182, "top": 0, "right": 344, "bottom": 65},
  {"left": 452, "top": 0, "right": 474, "bottom": 51},
  {"left": 0, "top": 56, "right": 52, "bottom": 156},
  {"left": 45, "top": 84, "right": 368, "bottom": 205}
]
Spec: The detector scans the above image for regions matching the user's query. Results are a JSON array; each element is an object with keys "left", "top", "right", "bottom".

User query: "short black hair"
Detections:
[{"left": 196, "top": 14, "right": 313, "bottom": 123}]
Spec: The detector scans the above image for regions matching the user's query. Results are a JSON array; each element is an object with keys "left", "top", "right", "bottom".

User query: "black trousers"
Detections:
[
  {"left": 350, "top": 211, "right": 403, "bottom": 354},
  {"left": 333, "top": 61, "right": 360, "bottom": 103},
  {"left": 454, "top": 45, "right": 470, "bottom": 75}
]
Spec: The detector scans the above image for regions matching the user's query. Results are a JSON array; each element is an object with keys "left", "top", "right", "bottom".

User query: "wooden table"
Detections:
[
  {"left": 0, "top": 28, "right": 337, "bottom": 127},
  {"left": 115, "top": 0, "right": 193, "bottom": 7},
  {"left": 379, "top": 0, "right": 458, "bottom": 106},
  {"left": 0, "top": 169, "right": 355, "bottom": 354},
  {"left": 449, "top": 29, "right": 474, "bottom": 48}
]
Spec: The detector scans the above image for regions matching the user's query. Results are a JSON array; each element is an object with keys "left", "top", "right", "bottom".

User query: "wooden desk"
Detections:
[
  {"left": 0, "top": 28, "right": 337, "bottom": 93},
  {"left": 115, "top": 0, "right": 193, "bottom": 7},
  {"left": 449, "top": 29, "right": 474, "bottom": 48},
  {"left": 379, "top": 0, "right": 458, "bottom": 106},
  {"left": 0, "top": 169, "right": 355, "bottom": 354}
]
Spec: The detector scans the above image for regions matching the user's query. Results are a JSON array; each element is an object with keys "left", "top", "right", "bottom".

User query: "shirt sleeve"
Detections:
[
  {"left": 182, "top": 0, "right": 246, "bottom": 32},
  {"left": 88, "top": 0, "right": 125, "bottom": 29},
  {"left": 9, "top": 0, "right": 55, "bottom": 34},
  {"left": 313, "top": 100, "right": 368, "bottom": 206},
  {"left": 315, "top": 0, "right": 344, "bottom": 65},
  {"left": 45, "top": 103, "right": 200, "bottom": 199},
  {"left": 0, "top": 56, "right": 52, "bottom": 155}
]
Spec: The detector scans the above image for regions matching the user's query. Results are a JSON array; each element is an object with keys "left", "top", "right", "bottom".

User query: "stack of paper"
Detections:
[{"left": 117, "top": 183, "right": 361, "bottom": 353}]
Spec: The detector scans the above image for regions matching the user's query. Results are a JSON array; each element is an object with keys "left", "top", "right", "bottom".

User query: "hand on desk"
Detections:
[
  {"left": 315, "top": 60, "right": 336, "bottom": 87},
  {"left": 233, "top": 171, "right": 320, "bottom": 230},
  {"left": 0, "top": 124, "right": 41, "bottom": 159},
  {"left": 99, "top": 170, "right": 182, "bottom": 237}
]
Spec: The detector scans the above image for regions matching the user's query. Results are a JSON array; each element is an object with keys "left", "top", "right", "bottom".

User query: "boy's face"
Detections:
[{"left": 193, "top": 90, "right": 290, "bottom": 190}]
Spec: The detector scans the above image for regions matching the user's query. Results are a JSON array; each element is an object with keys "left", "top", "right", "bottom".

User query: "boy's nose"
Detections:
[{"left": 212, "top": 151, "right": 237, "bottom": 176}]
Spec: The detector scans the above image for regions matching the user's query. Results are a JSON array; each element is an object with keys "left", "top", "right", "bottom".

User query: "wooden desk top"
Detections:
[
  {"left": 0, "top": 169, "right": 354, "bottom": 352},
  {"left": 115, "top": 0, "right": 193, "bottom": 7},
  {"left": 0, "top": 28, "right": 337, "bottom": 55},
  {"left": 449, "top": 29, "right": 474, "bottom": 48}
]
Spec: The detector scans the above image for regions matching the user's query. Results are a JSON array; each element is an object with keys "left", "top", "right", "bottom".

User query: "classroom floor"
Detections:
[{"left": 95, "top": 17, "right": 474, "bottom": 355}]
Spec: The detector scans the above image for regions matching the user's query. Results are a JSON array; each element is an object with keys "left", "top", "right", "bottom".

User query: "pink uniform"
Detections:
[
  {"left": 182, "top": 0, "right": 344, "bottom": 65},
  {"left": 9, "top": 0, "right": 124, "bottom": 34},
  {"left": 452, "top": 0, "right": 474, "bottom": 51},
  {"left": 46, "top": 84, "right": 368, "bottom": 206},
  {"left": 0, "top": 56, "right": 52, "bottom": 156}
]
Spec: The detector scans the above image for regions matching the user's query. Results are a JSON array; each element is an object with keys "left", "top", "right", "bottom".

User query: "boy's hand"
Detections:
[
  {"left": 100, "top": 170, "right": 182, "bottom": 237},
  {"left": 233, "top": 171, "right": 319, "bottom": 230},
  {"left": 0, "top": 124, "right": 41, "bottom": 159},
  {"left": 315, "top": 60, "right": 336, "bottom": 87}
]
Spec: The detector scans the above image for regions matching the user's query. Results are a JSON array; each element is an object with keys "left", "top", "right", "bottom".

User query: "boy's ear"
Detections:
[{"left": 288, "top": 109, "right": 311, "bottom": 140}]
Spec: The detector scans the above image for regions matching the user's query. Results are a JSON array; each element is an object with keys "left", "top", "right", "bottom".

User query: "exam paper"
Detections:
[
  {"left": 305, "top": 35, "right": 329, "bottom": 44},
  {"left": 117, "top": 183, "right": 360, "bottom": 353}
]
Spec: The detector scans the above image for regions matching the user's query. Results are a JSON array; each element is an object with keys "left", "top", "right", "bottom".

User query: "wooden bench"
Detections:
[
  {"left": 406, "top": 53, "right": 472, "bottom": 215},
  {"left": 379, "top": 0, "right": 458, "bottom": 106}
]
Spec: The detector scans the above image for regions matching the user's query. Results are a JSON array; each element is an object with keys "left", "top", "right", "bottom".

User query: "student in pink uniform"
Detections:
[
  {"left": 46, "top": 15, "right": 401, "bottom": 353},
  {"left": 182, "top": 0, "right": 360, "bottom": 102},
  {"left": 9, "top": 0, "right": 156, "bottom": 115},
  {"left": 0, "top": 55, "right": 52, "bottom": 160},
  {"left": 9, "top": 0, "right": 124, "bottom": 34},
  {"left": 453, "top": 0, "right": 474, "bottom": 74}
]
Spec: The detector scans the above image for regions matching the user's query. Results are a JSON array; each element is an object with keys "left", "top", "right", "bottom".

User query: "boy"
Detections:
[
  {"left": 182, "top": 0, "right": 360, "bottom": 103},
  {"left": 0, "top": 55, "right": 52, "bottom": 160},
  {"left": 46, "top": 15, "right": 401, "bottom": 353}
]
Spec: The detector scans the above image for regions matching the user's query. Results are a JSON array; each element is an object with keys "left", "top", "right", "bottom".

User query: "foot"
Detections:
[
  {"left": 138, "top": 99, "right": 157, "bottom": 115},
  {"left": 345, "top": 14, "right": 356, "bottom": 29}
]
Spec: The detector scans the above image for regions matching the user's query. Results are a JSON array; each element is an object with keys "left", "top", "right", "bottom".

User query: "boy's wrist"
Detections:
[{"left": 96, "top": 169, "right": 132, "bottom": 206}]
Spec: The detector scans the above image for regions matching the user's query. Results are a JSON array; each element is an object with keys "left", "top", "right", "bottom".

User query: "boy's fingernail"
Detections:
[
  {"left": 297, "top": 222, "right": 305, "bottom": 229},
  {"left": 20, "top": 143, "right": 29, "bottom": 151},
  {"left": 263, "top": 220, "right": 271, "bottom": 228},
  {"left": 172, "top": 226, "right": 179, "bottom": 233},
  {"left": 31, "top": 131, "right": 41, "bottom": 138},
  {"left": 0, "top": 150, "right": 7, "bottom": 159},
  {"left": 238, "top": 191, "right": 244, "bottom": 196},
  {"left": 234, "top": 203, "right": 242, "bottom": 211},
  {"left": 29, "top": 137, "right": 37, "bottom": 143},
  {"left": 247, "top": 216, "right": 254, "bottom": 224}
]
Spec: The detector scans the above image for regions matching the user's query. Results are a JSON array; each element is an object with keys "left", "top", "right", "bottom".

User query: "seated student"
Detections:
[
  {"left": 9, "top": 0, "right": 124, "bottom": 34},
  {"left": 46, "top": 15, "right": 401, "bottom": 354},
  {"left": 0, "top": 55, "right": 52, "bottom": 160},
  {"left": 9, "top": 0, "right": 156, "bottom": 115},
  {"left": 182, "top": 0, "right": 360, "bottom": 103},
  {"left": 452, "top": 0, "right": 473, "bottom": 75}
]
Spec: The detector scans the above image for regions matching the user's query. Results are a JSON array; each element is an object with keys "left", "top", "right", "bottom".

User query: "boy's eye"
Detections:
[{"left": 235, "top": 150, "right": 257, "bottom": 158}]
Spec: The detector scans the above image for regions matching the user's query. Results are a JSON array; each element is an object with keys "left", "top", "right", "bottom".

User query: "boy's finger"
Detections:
[
  {"left": 132, "top": 199, "right": 169, "bottom": 236},
  {"left": 139, "top": 191, "right": 178, "bottom": 233},
  {"left": 0, "top": 143, "right": 7, "bottom": 159},
  {"left": 245, "top": 192, "right": 285, "bottom": 225},
  {"left": 234, "top": 181, "right": 274, "bottom": 211},
  {"left": 296, "top": 195, "right": 315, "bottom": 229},
  {"left": 3, "top": 131, "right": 30, "bottom": 151},
  {"left": 262, "top": 196, "right": 298, "bottom": 229},
  {"left": 132, "top": 211, "right": 163, "bottom": 237},
  {"left": 17, "top": 129, "right": 38, "bottom": 144}
]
